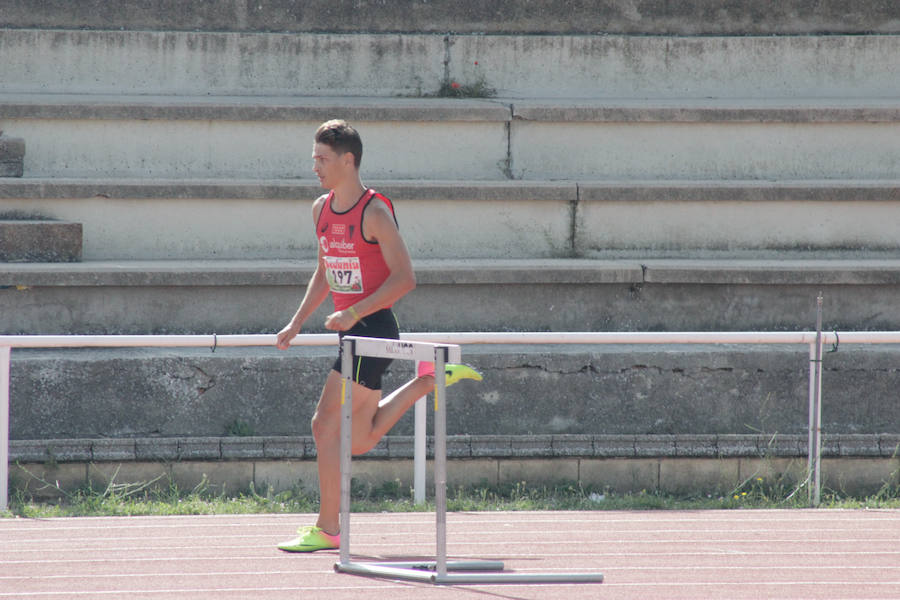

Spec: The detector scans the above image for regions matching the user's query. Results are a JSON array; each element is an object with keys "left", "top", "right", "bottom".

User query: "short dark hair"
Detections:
[{"left": 315, "top": 119, "right": 363, "bottom": 168}]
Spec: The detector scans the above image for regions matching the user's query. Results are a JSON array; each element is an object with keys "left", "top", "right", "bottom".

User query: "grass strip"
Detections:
[{"left": 5, "top": 473, "right": 900, "bottom": 519}]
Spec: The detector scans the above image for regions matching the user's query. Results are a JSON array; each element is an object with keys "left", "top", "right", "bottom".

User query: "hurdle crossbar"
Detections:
[{"left": 333, "top": 335, "right": 604, "bottom": 585}]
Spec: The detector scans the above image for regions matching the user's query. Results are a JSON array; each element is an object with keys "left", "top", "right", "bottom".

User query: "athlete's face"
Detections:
[{"left": 312, "top": 143, "right": 353, "bottom": 189}]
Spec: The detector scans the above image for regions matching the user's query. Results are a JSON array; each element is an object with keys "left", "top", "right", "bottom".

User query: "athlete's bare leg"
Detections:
[{"left": 311, "top": 370, "right": 435, "bottom": 535}]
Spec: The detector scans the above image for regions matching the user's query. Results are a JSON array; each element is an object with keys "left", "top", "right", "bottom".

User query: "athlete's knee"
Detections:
[
  {"left": 311, "top": 409, "right": 339, "bottom": 441},
  {"left": 351, "top": 434, "right": 380, "bottom": 456}
]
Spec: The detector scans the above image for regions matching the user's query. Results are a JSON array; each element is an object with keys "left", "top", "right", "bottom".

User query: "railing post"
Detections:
[
  {"left": 1, "top": 346, "right": 10, "bottom": 512},
  {"left": 808, "top": 294, "right": 824, "bottom": 507}
]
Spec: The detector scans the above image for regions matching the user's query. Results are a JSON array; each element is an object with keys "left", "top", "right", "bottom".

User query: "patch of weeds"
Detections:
[
  {"left": 7, "top": 468, "right": 900, "bottom": 519},
  {"left": 224, "top": 419, "right": 255, "bottom": 437},
  {"left": 435, "top": 76, "right": 496, "bottom": 98}
]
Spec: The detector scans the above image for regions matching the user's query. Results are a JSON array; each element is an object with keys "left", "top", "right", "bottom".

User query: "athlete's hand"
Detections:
[
  {"left": 275, "top": 323, "right": 300, "bottom": 350},
  {"left": 324, "top": 310, "right": 357, "bottom": 332}
]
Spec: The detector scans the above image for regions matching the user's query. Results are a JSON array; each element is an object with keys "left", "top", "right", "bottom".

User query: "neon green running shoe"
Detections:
[
  {"left": 445, "top": 363, "right": 483, "bottom": 387},
  {"left": 418, "top": 362, "right": 483, "bottom": 386},
  {"left": 277, "top": 526, "right": 339, "bottom": 553}
]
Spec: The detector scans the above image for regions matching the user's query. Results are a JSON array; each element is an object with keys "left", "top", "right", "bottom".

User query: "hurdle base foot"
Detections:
[{"left": 334, "top": 560, "right": 603, "bottom": 585}]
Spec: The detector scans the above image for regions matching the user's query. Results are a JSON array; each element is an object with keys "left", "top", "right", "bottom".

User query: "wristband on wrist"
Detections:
[{"left": 347, "top": 305, "right": 361, "bottom": 321}]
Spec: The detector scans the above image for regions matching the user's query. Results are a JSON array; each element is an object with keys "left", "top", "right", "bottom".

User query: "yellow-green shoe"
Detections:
[
  {"left": 418, "top": 362, "right": 483, "bottom": 385},
  {"left": 277, "top": 526, "right": 339, "bottom": 553},
  {"left": 444, "top": 363, "right": 483, "bottom": 386}
]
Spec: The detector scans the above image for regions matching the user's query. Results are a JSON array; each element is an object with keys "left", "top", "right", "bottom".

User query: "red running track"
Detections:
[{"left": 2, "top": 509, "right": 900, "bottom": 599}]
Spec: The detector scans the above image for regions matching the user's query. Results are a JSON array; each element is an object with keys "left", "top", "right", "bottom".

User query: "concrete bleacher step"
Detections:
[
  {"left": 3, "top": 29, "right": 899, "bottom": 98},
  {"left": 0, "top": 134, "right": 24, "bottom": 177},
  {"left": 4, "top": 0, "right": 897, "bottom": 36},
  {"left": 3, "top": 95, "right": 900, "bottom": 180},
  {"left": 3, "top": 258, "right": 900, "bottom": 335},
  {"left": 3, "top": 178, "right": 900, "bottom": 261},
  {"left": 0, "top": 219, "right": 82, "bottom": 262}
]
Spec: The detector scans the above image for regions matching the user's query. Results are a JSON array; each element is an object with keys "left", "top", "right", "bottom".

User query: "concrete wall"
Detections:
[
  {"left": 13, "top": 455, "right": 900, "bottom": 500},
  {"left": 4, "top": 30, "right": 900, "bottom": 97},
  {"left": 3, "top": 0, "right": 899, "bottom": 35},
  {"left": 9, "top": 345, "right": 900, "bottom": 440}
]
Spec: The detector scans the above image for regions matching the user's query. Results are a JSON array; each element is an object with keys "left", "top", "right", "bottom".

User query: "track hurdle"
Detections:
[{"left": 332, "top": 335, "right": 604, "bottom": 585}]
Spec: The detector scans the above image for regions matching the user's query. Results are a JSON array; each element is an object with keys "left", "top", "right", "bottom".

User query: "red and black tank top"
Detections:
[{"left": 315, "top": 188, "right": 397, "bottom": 311}]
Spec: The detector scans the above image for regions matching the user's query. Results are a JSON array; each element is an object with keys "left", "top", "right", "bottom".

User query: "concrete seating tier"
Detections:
[
  {"left": 3, "top": 258, "right": 900, "bottom": 334},
  {"left": 3, "top": 31, "right": 900, "bottom": 98},
  {"left": 0, "top": 219, "right": 81, "bottom": 262},
  {"left": 3, "top": 178, "right": 900, "bottom": 260},
  {"left": 4, "top": 0, "right": 898, "bottom": 36},
  {"left": 0, "top": 135, "right": 24, "bottom": 177},
  {"left": 3, "top": 95, "right": 900, "bottom": 180}
]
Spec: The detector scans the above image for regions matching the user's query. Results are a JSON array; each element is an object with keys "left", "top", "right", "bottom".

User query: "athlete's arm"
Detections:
[
  {"left": 276, "top": 196, "right": 332, "bottom": 349},
  {"left": 323, "top": 199, "right": 416, "bottom": 331}
]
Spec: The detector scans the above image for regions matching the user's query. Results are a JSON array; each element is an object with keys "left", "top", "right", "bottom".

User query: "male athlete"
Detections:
[{"left": 275, "top": 120, "right": 480, "bottom": 552}]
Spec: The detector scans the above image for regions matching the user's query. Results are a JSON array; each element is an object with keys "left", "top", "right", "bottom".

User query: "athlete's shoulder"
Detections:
[
  {"left": 313, "top": 192, "right": 330, "bottom": 208},
  {"left": 312, "top": 192, "right": 331, "bottom": 220},
  {"left": 366, "top": 189, "right": 394, "bottom": 213}
]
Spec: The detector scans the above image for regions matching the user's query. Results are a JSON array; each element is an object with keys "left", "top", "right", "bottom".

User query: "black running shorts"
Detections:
[{"left": 332, "top": 308, "right": 400, "bottom": 391}]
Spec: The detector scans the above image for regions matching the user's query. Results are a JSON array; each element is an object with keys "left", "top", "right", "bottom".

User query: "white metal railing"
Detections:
[{"left": 4, "top": 329, "right": 900, "bottom": 512}]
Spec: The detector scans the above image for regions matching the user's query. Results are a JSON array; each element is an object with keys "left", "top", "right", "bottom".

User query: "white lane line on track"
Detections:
[
  {"left": 5, "top": 549, "right": 900, "bottom": 566},
  {"left": 0, "top": 554, "right": 323, "bottom": 565},
  {"left": 4, "top": 581, "right": 900, "bottom": 597},
  {"left": 4, "top": 525, "right": 895, "bottom": 539},
  {"left": 3, "top": 564, "right": 897, "bottom": 582},
  {"left": 0, "top": 585, "right": 409, "bottom": 597},
  {"left": 4, "top": 536, "right": 896, "bottom": 554},
  {"left": 3, "top": 513, "right": 897, "bottom": 531},
  {"left": 0, "top": 570, "right": 330, "bottom": 581}
]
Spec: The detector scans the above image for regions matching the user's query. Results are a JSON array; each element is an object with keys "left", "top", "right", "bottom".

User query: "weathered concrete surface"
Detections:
[
  {"left": 3, "top": 31, "right": 900, "bottom": 98},
  {"left": 5, "top": 98, "right": 900, "bottom": 181},
  {"left": 0, "top": 116, "right": 509, "bottom": 180},
  {"left": 8, "top": 345, "right": 900, "bottom": 440},
  {"left": 453, "top": 35, "right": 900, "bottom": 99},
  {"left": 11, "top": 455, "right": 900, "bottom": 499},
  {"left": 3, "top": 179, "right": 900, "bottom": 260},
  {"left": 0, "top": 30, "right": 446, "bottom": 97},
  {"left": 0, "top": 180, "right": 577, "bottom": 260},
  {"left": 0, "top": 134, "right": 24, "bottom": 177},
  {"left": 8, "top": 94, "right": 900, "bottom": 123},
  {"left": 4, "top": 259, "right": 900, "bottom": 333},
  {"left": 512, "top": 98, "right": 900, "bottom": 124},
  {"left": 0, "top": 220, "right": 81, "bottom": 262},
  {"left": 511, "top": 121, "right": 900, "bottom": 180},
  {"left": 2, "top": 0, "right": 899, "bottom": 35},
  {"left": 578, "top": 188, "right": 900, "bottom": 254},
  {"left": 18, "top": 433, "right": 894, "bottom": 463},
  {"left": 0, "top": 94, "right": 511, "bottom": 122}
]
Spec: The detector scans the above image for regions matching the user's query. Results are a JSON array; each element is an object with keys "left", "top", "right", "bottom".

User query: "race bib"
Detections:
[{"left": 323, "top": 256, "right": 364, "bottom": 294}]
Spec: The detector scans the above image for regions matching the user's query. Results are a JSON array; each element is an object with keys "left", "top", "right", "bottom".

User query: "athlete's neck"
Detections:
[{"left": 329, "top": 178, "right": 367, "bottom": 212}]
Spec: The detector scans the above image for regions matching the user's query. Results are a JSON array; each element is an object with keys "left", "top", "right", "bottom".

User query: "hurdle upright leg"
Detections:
[{"left": 338, "top": 337, "right": 354, "bottom": 567}]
